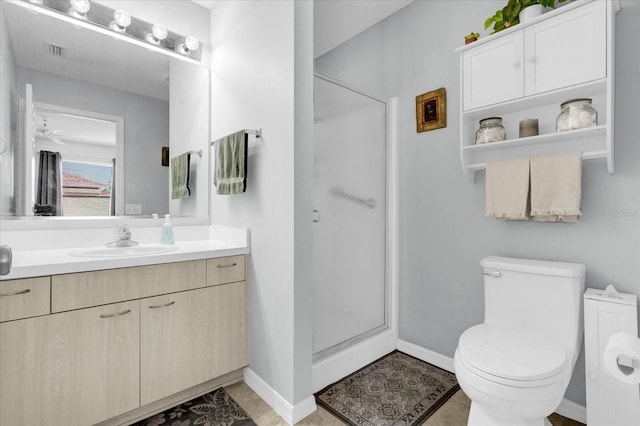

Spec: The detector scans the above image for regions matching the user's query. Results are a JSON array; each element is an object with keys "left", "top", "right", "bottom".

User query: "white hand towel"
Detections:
[
  {"left": 530, "top": 152, "right": 582, "bottom": 223},
  {"left": 485, "top": 157, "right": 530, "bottom": 220}
]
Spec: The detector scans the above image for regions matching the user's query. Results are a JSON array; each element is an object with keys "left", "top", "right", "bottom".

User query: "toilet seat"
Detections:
[{"left": 457, "top": 323, "right": 567, "bottom": 388}]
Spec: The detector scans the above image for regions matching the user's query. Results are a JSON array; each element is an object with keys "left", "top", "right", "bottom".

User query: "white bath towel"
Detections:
[
  {"left": 485, "top": 157, "right": 530, "bottom": 220},
  {"left": 530, "top": 152, "right": 582, "bottom": 223}
]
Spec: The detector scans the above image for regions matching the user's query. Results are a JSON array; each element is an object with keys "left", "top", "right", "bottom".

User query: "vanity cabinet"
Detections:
[
  {"left": 140, "top": 282, "right": 247, "bottom": 404},
  {"left": 0, "top": 276, "right": 50, "bottom": 322},
  {"left": 458, "top": 0, "right": 617, "bottom": 180},
  {"left": 0, "top": 255, "right": 247, "bottom": 426},
  {"left": 0, "top": 301, "right": 139, "bottom": 426}
]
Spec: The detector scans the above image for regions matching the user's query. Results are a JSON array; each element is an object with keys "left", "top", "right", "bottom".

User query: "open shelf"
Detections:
[{"left": 462, "top": 125, "right": 607, "bottom": 153}]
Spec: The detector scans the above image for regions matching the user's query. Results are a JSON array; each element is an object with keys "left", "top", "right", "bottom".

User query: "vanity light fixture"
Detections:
[
  {"left": 145, "top": 24, "right": 168, "bottom": 45},
  {"left": 69, "top": 0, "right": 90, "bottom": 20},
  {"left": 109, "top": 9, "right": 131, "bottom": 33},
  {"left": 175, "top": 36, "right": 199, "bottom": 55},
  {"left": 28, "top": 0, "right": 44, "bottom": 5}
]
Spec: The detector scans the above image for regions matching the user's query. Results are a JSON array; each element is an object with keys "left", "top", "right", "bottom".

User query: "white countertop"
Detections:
[{"left": 1, "top": 240, "right": 250, "bottom": 280}]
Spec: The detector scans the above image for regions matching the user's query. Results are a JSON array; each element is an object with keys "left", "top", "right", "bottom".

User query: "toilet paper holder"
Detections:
[{"left": 617, "top": 354, "right": 640, "bottom": 369}]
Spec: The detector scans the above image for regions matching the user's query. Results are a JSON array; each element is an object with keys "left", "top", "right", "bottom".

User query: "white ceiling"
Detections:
[
  {"left": 313, "top": 0, "right": 414, "bottom": 58},
  {"left": 190, "top": 0, "right": 414, "bottom": 58},
  {"left": 191, "top": 0, "right": 218, "bottom": 10}
]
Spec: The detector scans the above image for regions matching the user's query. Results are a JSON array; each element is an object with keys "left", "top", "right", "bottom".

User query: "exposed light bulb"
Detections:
[
  {"left": 28, "top": 0, "right": 44, "bottom": 5},
  {"left": 176, "top": 36, "right": 199, "bottom": 55},
  {"left": 185, "top": 36, "right": 199, "bottom": 51},
  {"left": 145, "top": 24, "right": 168, "bottom": 45},
  {"left": 109, "top": 9, "right": 131, "bottom": 33},
  {"left": 69, "top": 0, "right": 90, "bottom": 19}
]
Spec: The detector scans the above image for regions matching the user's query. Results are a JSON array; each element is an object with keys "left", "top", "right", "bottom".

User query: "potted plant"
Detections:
[
  {"left": 464, "top": 32, "right": 480, "bottom": 44},
  {"left": 484, "top": 0, "right": 566, "bottom": 33}
]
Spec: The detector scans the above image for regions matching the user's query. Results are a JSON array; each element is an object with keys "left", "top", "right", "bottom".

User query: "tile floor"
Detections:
[{"left": 224, "top": 381, "right": 585, "bottom": 426}]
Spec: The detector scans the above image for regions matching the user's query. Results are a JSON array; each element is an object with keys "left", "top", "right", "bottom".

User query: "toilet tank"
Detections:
[{"left": 481, "top": 256, "right": 586, "bottom": 364}]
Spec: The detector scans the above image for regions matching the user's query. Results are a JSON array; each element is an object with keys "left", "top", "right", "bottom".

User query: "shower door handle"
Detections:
[{"left": 313, "top": 209, "right": 320, "bottom": 223}]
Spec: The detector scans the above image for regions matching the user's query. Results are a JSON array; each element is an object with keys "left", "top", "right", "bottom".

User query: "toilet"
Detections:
[{"left": 454, "top": 256, "right": 585, "bottom": 426}]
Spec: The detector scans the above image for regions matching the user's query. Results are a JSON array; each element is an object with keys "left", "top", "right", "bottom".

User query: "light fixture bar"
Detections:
[{"left": 13, "top": 0, "right": 202, "bottom": 65}]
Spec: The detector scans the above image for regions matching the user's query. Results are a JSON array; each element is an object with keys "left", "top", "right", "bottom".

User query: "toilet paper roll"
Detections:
[{"left": 604, "top": 333, "right": 640, "bottom": 384}]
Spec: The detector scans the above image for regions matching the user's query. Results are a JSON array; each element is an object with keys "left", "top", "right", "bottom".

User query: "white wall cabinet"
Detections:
[
  {"left": 0, "top": 256, "right": 248, "bottom": 426},
  {"left": 457, "top": 0, "right": 617, "bottom": 181},
  {"left": 463, "top": 32, "right": 524, "bottom": 110}
]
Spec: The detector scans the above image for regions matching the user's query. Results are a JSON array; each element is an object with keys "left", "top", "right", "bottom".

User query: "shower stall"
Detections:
[{"left": 312, "top": 73, "right": 394, "bottom": 366}]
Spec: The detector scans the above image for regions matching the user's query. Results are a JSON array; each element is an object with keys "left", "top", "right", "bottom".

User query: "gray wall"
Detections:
[
  {"left": 316, "top": 0, "right": 640, "bottom": 406},
  {"left": 17, "top": 67, "right": 170, "bottom": 216}
]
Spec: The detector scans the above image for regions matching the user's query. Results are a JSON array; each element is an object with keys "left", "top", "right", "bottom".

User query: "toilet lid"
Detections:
[{"left": 457, "top": 323, "right": 566, "bottom": 382}]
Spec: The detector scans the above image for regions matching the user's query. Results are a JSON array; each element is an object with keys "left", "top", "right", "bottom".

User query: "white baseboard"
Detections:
[
  {"left": 243, "top": 367, "right": 317, "bottom": 425},
  {"left": 312, "top": 328, "right": 397, "bottom": 392},
  {"left": 397, "top": 339, "right": 455, "bottom": 372},
  {"left": 396, "top": 339, "right": 587, "bottom": 425},
  {"left": 555, "top": 398, "right": 587, "bottom": 424}
]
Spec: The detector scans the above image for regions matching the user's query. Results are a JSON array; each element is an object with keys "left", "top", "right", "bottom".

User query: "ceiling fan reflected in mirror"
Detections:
[{"left": 35, "top": 117, "right": 66, "bottom": 145}]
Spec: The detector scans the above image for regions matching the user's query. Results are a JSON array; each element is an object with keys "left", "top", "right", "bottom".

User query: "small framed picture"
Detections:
[
  {"left": 416, "top": 87, "right": 446, "bottom": 133},
  {"left": 161, "top": 146, "right": 169, "bottom": 167}
]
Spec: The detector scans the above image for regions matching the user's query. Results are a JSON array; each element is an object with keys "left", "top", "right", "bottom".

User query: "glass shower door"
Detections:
[{"left": 312, "top": 75, "right": 387, "bottom": 360}]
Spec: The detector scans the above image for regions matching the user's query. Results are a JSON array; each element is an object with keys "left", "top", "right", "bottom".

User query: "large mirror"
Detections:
[{"left": 0, "top": 0, "right": 210, "bottom": 225}]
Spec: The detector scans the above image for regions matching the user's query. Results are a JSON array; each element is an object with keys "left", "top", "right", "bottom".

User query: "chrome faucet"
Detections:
[{"left": 108, "top": 225, "right": 139, "bottom": 247}]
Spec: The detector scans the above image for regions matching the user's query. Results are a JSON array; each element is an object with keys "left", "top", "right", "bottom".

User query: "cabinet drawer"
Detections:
[
  {"left": 0, "top": 277, "right": 50, "bottom": 322},
  {"left": 52, "top": 260, "right": 206, "bottom": 312},
  {"left": 207, "top": 255, "right": 246, "bottom": 286}
]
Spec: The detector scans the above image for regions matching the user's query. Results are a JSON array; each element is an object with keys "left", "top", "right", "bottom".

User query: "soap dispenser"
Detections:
[{"left": 161, "top": 214, "right": 174, "bottom": 245}]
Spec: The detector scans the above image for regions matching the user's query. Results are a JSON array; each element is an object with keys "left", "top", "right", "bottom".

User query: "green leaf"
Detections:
[{"left": 484, "top": 17, "right": 494, "bottom": 30}]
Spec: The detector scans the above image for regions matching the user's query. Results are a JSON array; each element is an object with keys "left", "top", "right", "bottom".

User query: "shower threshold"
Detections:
[{"left": 312, "top": 324, "right": 389, "bottom": 363}]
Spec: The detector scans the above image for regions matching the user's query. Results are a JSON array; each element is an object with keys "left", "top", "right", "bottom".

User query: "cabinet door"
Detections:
[
  {"left": 524, "top": 0, "right": 606, "bottom": 95},
  {"left": 140, "top": 283, "right": 247, "bottom": 404},
  {"left": 207, "top": 281, "right": 248, "bottom": 379},
  {"left": 0, "top": 301, "right": 139, "bottom": 426},
  {"left": 463, "top": 31, "right": 524, "bottom": 110}
]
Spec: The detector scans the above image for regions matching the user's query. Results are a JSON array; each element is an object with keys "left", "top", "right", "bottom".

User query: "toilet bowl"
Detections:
[{"left": 454, "top": 257, "right": 585, "bottom": 426}]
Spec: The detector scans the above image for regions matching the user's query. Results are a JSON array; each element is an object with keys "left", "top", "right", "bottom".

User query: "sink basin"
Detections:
[{"left": 69, "top": 245, "right": 179, "bottom": 258}]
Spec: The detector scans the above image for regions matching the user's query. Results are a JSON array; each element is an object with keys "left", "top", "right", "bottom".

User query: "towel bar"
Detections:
[
  {"left": 188, "top": 150, "right": 203, "bottom": 157},
  {"left": 210, "top": 129, "right": 262, "bottom": 145},
  {"left": 468, "top": 150, "right": 606, "bottom": 171}
]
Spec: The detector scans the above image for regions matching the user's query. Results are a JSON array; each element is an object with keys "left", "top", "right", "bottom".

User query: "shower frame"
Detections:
[{"left": 311, "top": 72, "right": 398, "bottom": 391}]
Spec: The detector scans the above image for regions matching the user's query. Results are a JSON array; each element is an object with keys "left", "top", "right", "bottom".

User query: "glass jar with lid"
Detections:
[
  {"left": 556, "top": 98, "right": 598, "bottom": 132},
  {"left": 475, "top": 117, "right": 506, "bottom": 144}
]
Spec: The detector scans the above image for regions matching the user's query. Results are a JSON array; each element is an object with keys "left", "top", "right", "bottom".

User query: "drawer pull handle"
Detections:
[
  {"left": 148, "top": 301, "right": 176, "bottom": 309},
  {"left": 0, "top": 288, "right": 31, "bottom": 297},
  {"left": 217, "top": 262, "right": 237, "bottom": 268},
  {"left": 100, "top": 309, "right": 131, "bottom": 319}
]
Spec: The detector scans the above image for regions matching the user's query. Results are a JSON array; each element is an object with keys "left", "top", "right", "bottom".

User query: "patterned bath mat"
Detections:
[
  {"left": 315, "top": 350, "right": 459, "bottom": 426},
  {"left": 133, "top": 387, "right": 256, "bottom": 426}
]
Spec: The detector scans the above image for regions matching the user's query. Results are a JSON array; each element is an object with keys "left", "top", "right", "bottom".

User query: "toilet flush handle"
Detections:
[{"left": 482, "top": 270, "right": 502, "bottom": 278}]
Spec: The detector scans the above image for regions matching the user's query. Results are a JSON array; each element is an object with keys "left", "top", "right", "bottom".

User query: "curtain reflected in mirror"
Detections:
[{"left": 35, "top": 150, "right": 62, "bottom": 216}]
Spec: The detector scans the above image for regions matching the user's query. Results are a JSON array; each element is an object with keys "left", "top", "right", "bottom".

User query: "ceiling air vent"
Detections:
[{"left": 44, "top": 42, "right": 66, "bottom": 57}]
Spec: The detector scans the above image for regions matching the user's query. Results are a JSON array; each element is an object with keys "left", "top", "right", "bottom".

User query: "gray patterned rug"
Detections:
[
  {"left": 133, "top": 387, "right": 256, "bottom": 426},
  {"left": 315, "top": 351, "right": 459, "bottom": 426}
]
